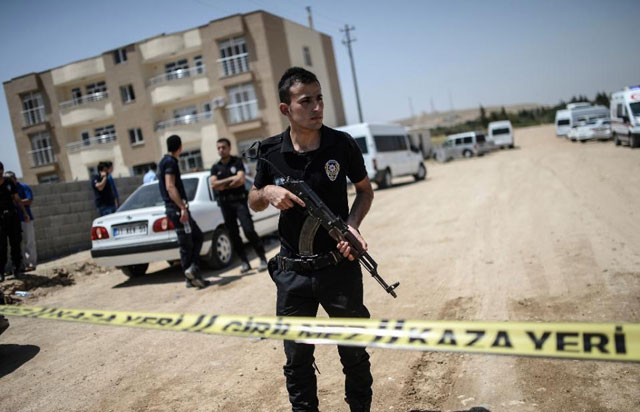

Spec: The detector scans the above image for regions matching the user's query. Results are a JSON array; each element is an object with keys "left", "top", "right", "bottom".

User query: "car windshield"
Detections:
[
  {"left": 118, "top": 177, "right": 199, "bottom": 211},
  {"left": 630, "top": 102, "right": 640, "bottom": 116}
]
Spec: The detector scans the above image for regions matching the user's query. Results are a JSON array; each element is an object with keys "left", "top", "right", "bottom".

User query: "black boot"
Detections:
[{"left": 345, "top": 398, "right": 371, "bottom": 412}]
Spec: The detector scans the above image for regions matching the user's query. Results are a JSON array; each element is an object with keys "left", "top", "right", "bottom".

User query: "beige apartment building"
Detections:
[{"left": 4, "top": 10, "right": 345, "bottom": 185}]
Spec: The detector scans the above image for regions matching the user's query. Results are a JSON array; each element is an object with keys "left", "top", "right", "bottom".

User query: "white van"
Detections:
[
  {"left": 610, "top": 86, "right": 640, "bottom": 148},
  {"left": 335, "top": 123, "right": 426, "bottom": 188},
  {"left": 555, "top": 105, "right": 609, "bottom": 136},
  {"left": 488, "top": 120, "right": 514, "bottom": 149}
]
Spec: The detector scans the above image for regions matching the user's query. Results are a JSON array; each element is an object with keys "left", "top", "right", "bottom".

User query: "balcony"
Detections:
[
  {"left": 155, "top": 111, "right": 214, "bottom": 131},
  {"left": 147, "top": 66, "right": 210, "bottom": 106},
  {"left": 218, "top": 53, "right": 249, "bottom": 78},
  {"left": 29, "top": 146, "right": 56, "bottom": 168},
  {"left": 59, "top": 92, "right": 113, "bottom": 127},
  {"left": 51, "top": 56, "right": 105, "bottom": 86},
  {"left": 66, "top": 135, "right": 117, "bottom": 153},
  {"left": 139, "top": 29, "right": 202, "bottom": 62},
  {"left": 227, "top": 100, "right": 259, "bottom": 124},
  {"left": 21, "top": 106, "right": 47, "bottom": 127}
]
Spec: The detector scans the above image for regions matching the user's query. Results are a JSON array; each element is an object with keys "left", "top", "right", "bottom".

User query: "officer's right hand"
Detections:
[
  {"left": 179, "top": 208, "right": 189, "bottom": 223},
  {"left": 265, "top": 185, "right": 305, "bottom": 210}
]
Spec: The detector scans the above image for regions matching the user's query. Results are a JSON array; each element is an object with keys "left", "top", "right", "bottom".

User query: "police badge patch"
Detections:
[{"left": 324, "top": 160, "right": 340, "bottom": 181}]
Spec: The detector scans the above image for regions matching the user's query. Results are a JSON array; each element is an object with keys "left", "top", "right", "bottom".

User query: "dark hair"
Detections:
[
  {"left": 150, "top": 163, "right": 157, "bottom": 171},
  {"left": 167, "top": 135, "right": 182, "bottom": 153},
  {"left": 5, "top": 171, "right": 16, "bottom": 179},
  {"left": 97, "top": 162, "right": 109, "bottom": 172},
  {"left": 217, "top": 138, "right": 231, "bottom": 147},
  {"left": 278, "top": 67, "right": 319, "bottom": 104},
  {"left": 0, "top": 161, "right": 4, "bottom": 169}
]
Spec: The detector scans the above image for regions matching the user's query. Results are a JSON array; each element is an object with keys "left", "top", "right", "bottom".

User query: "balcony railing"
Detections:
[
  {"left": 226, "top": 100, "right": 258, "bottom": 124},
  {"left": 66, "top": 135, "right": 117, "bottom": 153},
  {"left": 21, "top": 107, "right": 46, "bottom": 127},
  {"left": 59, "top": 91, "right": 109, "bottom": 111},
  {"left": 218, "top": 53, "right": 249, "bottom": 78},
  {"left": 155, "top": 111, "right": 214, "bottom": 131},
  {"left": 146, "top": 65, "right": 206, "bottom": 88},
  {"left": 29, "top": 146, "right": 55, "bottom": 167}
]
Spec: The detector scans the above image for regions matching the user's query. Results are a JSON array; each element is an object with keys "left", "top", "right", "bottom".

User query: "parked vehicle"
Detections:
[
  {"left": 90, "top": 172, "right": 279, "bottom": 278},
  {"left": 611, "top": 85, "right": 640, "bottom": 148},
  {"left": 435, "top": 131, "right": 490, "bottom": 162},
  {"left": 407, "top": 126, "right": 433, "bottom": 159},
  {"left": 335, "top": 123, "right": 426, "bottom": 189},
  {"left": 555, "top": 105, "right": 609, "bottom": 136},
  {"left": 572, "top": 118, "right": 612, "bottom": 142},
  {"left": 488, "top": 120, "right": 514, "bottom": 149}
]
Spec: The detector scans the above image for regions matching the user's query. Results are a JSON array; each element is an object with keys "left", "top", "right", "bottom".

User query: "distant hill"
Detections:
[{"left": 394, "top": 103, "right": 541, "bottom": 129}]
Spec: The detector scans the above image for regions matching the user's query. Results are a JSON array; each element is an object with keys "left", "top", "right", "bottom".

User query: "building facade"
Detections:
[{"left": 4, "top": 10, "right": 345, "bottom": 184}]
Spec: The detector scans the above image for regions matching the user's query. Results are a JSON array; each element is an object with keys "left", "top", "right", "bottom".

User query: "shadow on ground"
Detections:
[
  {"left": 112, "top": 235, "right": 280, "bottom": 289},
  {"left": 0, "top": 344, "right": 40, "bottom": 378},
  {"left": 410, "top": 408, "right": 490, "bottom": 412}
]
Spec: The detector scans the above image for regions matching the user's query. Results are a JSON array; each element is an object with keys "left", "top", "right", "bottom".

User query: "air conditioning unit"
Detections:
[{"left": 213, "top": 97, "right": 226, "bottom": 108}]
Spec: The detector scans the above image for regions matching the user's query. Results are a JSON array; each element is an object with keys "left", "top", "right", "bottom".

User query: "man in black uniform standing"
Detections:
[
  {"left": 0, "top": 162, "right": 30, "bottom": 281},
  {"left": 249, "top": 67, "right": 375, "bottom": 411},
  {"left": 210, "top": 137, "right": 268, "bottom": 273},
  {"left": 158, "top": 135, "right": 208, "bottom": 289}
]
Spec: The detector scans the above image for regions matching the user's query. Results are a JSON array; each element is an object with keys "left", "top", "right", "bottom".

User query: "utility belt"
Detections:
[
  {"left": 218, "top": 192, "right": 247, "bottom": 204},
  {"left": 276, "top": 250, "right": 344, "bottom": 273}
]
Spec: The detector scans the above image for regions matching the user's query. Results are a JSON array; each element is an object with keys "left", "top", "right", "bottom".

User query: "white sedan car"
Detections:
[
  {"left": 574, "top": 118, "right": 612, "bottom": 142},
  {"left": 90, "top": 172, "right": 279, "bottom": 278}
]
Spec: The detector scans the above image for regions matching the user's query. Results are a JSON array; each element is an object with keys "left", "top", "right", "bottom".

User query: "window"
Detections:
[
  {"left": 463, "top": 137, "right": 473, "bottom": 144},
  {"left": 81, "top": 131, "right": 91, "bottom": 146},
  {"left": 37, "top": 173, "right": 59, "bottom": 184},
  {"left": 218, "top": 36, "right": 249, "bottom": 77},
  {"left": 119, "top": 178, "right": 199, "bottom": 211},
  {"left": 114, "top": 48, "right": 128, "bottom": 64},
  {"left": 557, "top": 119, "right": 570, "bottom": 126},
  {"left": 476, "top": 134, "right": 486, "bottom": 143},
  {"left": 303, "top": 46, "right": 312, "bottom": 66},
  {"left": 165, "top": 59, "right": 189, "bottom": 80},
  {"left": 373, "top": 135, "right": 408, "bottom": 152},
  {"left": 29, "top": 131, "right": 54, "bottom": 167},
  {"left": 194, "top": 55, "right": 204, "bottom": 74},
  {"left": 87, "top": 165, "right": 98, "bottom": 177},
  {"left": 132, "top": 162, "right": 156, "bottom": 176},
  {"left": 174, "top": 105, "right": 197, "bottom": 119},
  {"left": 21, "top": 91, "right": 46, "bottom": 126},
  {"left": 129, "top": 128, "right": 144, "bottom": 145},
  {"left": 226, "top": 83, "right": 258, "bottom": 124},
  {"left": 71, "top": 88, "right": 82, "bottom": 104},
  {"left": 492, "top": 128, "right": 510, "bottom": 135},
  {"left": 120, "top": 84, "right": 135, "bottom": 104},
  {"left": 202, "top": 102, "right": 212, "bottom": 113},
  {"left": 455, "top": 139, "right": 464, "bottom": 146},
  {"left": 354, "top": 137, "right": 368, "bottom": 154},
  {"left": 86, "top": 81, "right": 106, "bottom": 96},
  {"left": 179, "top": 150, "right": 203, "bottom": 172},
  {"left": 95, "top": 125, "right": 116, "bottom": 143}
]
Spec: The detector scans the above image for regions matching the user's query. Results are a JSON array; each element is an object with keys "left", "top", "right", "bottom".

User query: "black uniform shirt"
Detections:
[
  {"left": 253, "top": 125, "right": 367, "bottom": 255},
  {"left": 158, "top": 154, "right": 187, "bottom": 206},
  {"left": 210, "top": 155, "right": 247, "bottom": 201},
  {"left": 0, "top": 179, "right": 18, "bottom": 212},
  {"left": 91, "top": 175, "right": 116, "bottom": 208}
]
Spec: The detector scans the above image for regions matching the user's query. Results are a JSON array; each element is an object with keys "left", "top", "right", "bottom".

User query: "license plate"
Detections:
[{"left": 113, "top": 223, "right": 147, "bottom": 238}]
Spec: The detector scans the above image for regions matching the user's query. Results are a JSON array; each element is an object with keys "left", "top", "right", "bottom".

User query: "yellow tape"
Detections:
[{"left": 1, "top": 305, "right": 638, "bottom": 362}]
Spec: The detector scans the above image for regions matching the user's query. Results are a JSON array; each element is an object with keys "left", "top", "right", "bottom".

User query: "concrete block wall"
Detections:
[{"left": 29, "top": 176, "right": 143, "bottom": 262}]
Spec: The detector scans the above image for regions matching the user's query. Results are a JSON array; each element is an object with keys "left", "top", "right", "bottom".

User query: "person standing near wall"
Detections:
[
  {"left": 5, "top": 171, "right": 36, "bottom": 272},
  {"left": 143, "top": 163, "right": 157, "bottom": 183},
  {"left": 91, "top": 162, "right": 117, "bottom": 216},
  {"left": 0, "top": 162, "right": 30, "bottom": 282}
]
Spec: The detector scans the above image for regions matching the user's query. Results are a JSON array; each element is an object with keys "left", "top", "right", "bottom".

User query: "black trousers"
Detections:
[
  {"left": 220, "top": 200, "right": 265, "bottom": 263},
  {"left": 166, "top": 206, "right": 203, "bottom": 271},
  {"left": 269, "top": 257, "right": 373, "bottom": 411},
  {"left": 0, "top": 210, "right": 22, "bottom": 273}
]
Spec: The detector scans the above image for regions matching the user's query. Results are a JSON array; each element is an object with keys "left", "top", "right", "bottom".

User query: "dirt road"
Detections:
[{"left": 1, "top": 124, "right": 639, "bottom": 411}]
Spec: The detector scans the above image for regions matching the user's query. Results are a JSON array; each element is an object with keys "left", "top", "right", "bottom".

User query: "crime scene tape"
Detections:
[{"left": 1, "top": 305, "right": 638, "bottom": 362}]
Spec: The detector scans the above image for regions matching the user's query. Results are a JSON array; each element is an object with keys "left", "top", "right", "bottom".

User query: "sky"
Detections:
[{"left": 2, "top": 0, "right": 639, "bottom": 177}]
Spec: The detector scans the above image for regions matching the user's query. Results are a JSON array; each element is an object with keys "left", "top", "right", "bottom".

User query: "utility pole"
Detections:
[
  {"left": 408, "top": 97, "right": 415, "bottom": 118},
  {"left": 306, "top": 6, "right": 313, "bottom": 29},
  {"left": 341, "top": 25, "right": 363, "bottom": 123}
]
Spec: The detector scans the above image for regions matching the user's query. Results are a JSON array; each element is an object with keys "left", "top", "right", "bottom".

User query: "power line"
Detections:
[{"left": 341, "top": 24, "right": 363, "bottom": 123}]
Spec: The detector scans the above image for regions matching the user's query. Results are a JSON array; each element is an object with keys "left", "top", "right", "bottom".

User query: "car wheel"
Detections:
[
  {"left": 614, "top": 133, "right": 620, "bottom": 146},
  {"left": 462, "top": 149, "right": 473, "bottom": 158},
  {"left": 414, "top": 163, "right": 426, "bottom": 181},
  {"left": 205, "top": 226, "right": 233, "bottom": 269},
  {"left": 509, "top": 144, "right": 514, "bottom": 149},
  {"left": 378, "top": 169, "right": 392, "bottom": 189},
  {"left": 120, "top": 263, "right": 149, "bottom": 278},
  {"left": 630, "top": 134, "right": 639, "bottom": 148}
]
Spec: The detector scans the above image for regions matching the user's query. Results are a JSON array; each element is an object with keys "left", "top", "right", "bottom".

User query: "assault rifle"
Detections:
[{"left": 245, "top": 143, "right": 399, "bottom": 298}]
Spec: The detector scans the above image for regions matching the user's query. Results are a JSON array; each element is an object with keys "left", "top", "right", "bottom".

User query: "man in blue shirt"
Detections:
[
  {"left": 143, "top": 163, "right": 157, "bottom": 184},
  {"left": 5, "top": 172, "right": 36, "bottom": 271},
  {"left": 91, "top": 162, "right": 117, "bottom": 216},
  {"left": 106, "top": 161, "right": 120, "bottom": 208}
]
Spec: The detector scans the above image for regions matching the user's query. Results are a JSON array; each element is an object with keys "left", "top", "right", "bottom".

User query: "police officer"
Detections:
[
  {"left": 91, "top": 162, "right": 117, "bottom": 216},
  {"left": 210, "top": 138, "right": 268, "bottom": 273},
  {"left": 5, "top": 171, "right": 37, "bottom": 271},
  {"left": 248, "top": 67, "right": 375, "bottom": 411},
  {"left": 0, "top": 162, "right": 30, "bottom": 281},
  {"left": 158, "top": 135, "right": 208, "bottom": 289}
]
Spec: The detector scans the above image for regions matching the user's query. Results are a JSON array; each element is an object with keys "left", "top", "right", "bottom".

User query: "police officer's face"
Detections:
[
  {"left": 217, "top": 142, "right": 231, "bottom": 158},
  {"left": 281, "top": 82, "right": 324, "bottom": 130}
]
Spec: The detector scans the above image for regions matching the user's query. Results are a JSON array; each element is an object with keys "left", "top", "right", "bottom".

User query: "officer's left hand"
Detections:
[{"left": 337, "top": 225, "right": 367, "bottom": 261}]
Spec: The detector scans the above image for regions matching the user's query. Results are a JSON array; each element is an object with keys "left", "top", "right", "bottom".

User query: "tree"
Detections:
[
  {"left": 594, "top": 91, "right": 610, "bottom": 107},
  {"left": 479, "top": 105, "right": 488, "bottom": 128}
]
